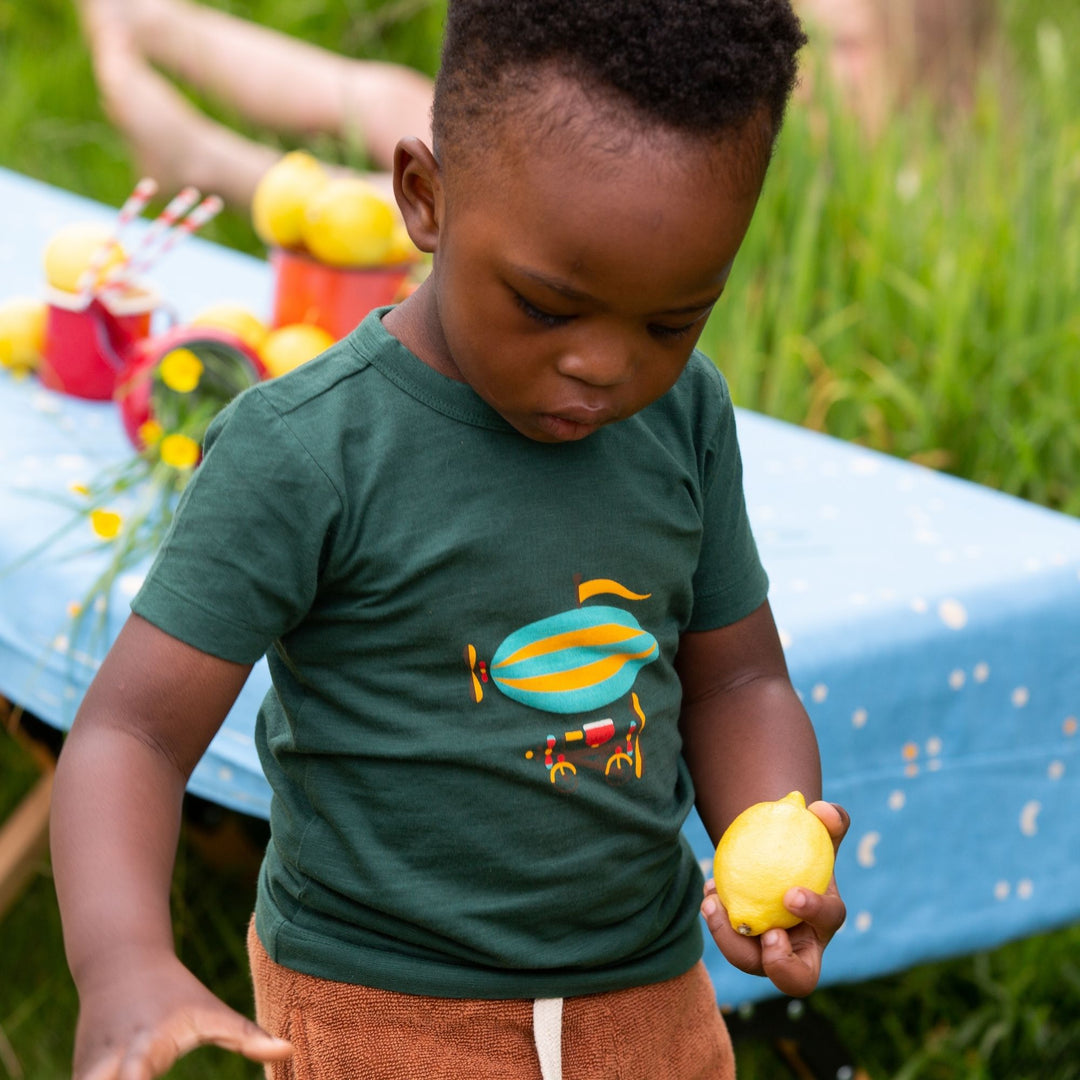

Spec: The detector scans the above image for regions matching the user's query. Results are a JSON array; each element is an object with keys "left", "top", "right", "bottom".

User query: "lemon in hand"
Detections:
[
  {"left": 301, "top": 177, "right": 395, "bottom": 268},
  {"left": 252, "top": 151, "right": 329, "bottom": 249},
  {"left": 713, "top": 791, "right": 834, "bottom": 937},
  {"left": 0, "top": 296, "right": 47, "bottom": 373},
  {"left": 43, "top": 222, "right": 126, "bottom": 293}
]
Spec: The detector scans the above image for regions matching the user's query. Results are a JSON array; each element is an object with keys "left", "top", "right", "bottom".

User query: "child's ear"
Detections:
[{"left": 393, "top": 136, "right": 442, "bottom": 254}]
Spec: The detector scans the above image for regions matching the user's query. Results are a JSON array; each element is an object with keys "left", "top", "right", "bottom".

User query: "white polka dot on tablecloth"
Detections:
[
  {"left": 1019, "top": 801, "right": 1041, "bottom": 837},
  {"left": 856, "top": 832, "right": 880, "bottom": 868},
  {"left": 937, "top": 599, "right": 968, "bottom": 630}
]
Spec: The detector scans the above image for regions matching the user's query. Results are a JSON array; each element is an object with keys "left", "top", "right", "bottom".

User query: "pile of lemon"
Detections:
[
  {"left": 0, "top": 222, "right": 128, "bottom": 375},
  {"left": 188, "top": 302, "right": 333, "bottom": 379},
  {"left": 252, "top": 151, "right": 418, "bottom": 268},
  {"left": 0, "top": 296, "right": 45, "bottom": 375}
]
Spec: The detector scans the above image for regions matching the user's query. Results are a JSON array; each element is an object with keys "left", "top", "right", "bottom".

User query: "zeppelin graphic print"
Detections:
[{"left": 465, "top": 576, "right": 659, "bottom": 794}]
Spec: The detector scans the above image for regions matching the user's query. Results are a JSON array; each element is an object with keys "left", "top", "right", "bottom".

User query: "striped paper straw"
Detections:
[
  {"left": 130, "top": 194, "right": 224, "bottom": 274},
  {"left": 102, "top": 185, "right": 201, "bottom": 292},
  {"left": 75, "top": 176, "right": 159, "bottom": 305}
]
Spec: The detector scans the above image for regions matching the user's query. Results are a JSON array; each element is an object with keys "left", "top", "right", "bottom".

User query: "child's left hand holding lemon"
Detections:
[{"left": 701, "top": 794, "right": 849, "bottom": 998}]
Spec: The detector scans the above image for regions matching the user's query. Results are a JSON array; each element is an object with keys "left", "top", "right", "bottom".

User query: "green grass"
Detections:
[
  {"left": 699, "top": 9, "right": 1080, "bottom": 513},
  {"left": 2, "top": 0, "right": 1080, "bottom": 1076}
]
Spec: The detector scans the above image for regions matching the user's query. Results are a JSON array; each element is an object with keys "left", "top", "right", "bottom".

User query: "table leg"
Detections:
[
  {"left": 0, "top": 768, "right": 54, "bottom": 921},
  {"left": 0, "top": 698, "right": 59, "bottom": 922}
]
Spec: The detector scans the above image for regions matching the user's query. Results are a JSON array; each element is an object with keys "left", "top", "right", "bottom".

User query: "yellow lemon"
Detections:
[
  {"left": 259, "top": 323, "right": 335, "bottom": 378},
  {"left": 301, "top": 177, "right": 395, "bottom": 268},
  {"left": 383, "top": 218, "right": 422, "bottom": 266},
  {"left": 0, "top": 296, "right": 47, "bottom": 373},
  {"left": 713, "top": 791, "right": 834, "bottom": 937},
  {"left": 252, "top": 151, "right": 329, "bottom": 249},
  {"left": 43, "top": 222, "right": 126, "bottom": 293},
  {"left": 190, "top": 302, "right": 270, "bottom": 353}
]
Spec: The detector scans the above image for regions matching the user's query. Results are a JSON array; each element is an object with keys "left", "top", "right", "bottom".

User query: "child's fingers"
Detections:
[
  {"left": 80, "top": 1050, "right": 124, "bottom": 1080},
  {"left": 700, "top": 881, "right": 765, "bottom": 976},
  {"left": 758, "top": 927, "right": 820, "bottom": 998},
  {"left": 112, "top": 1007, "right": 291, "bottom": 1080},
  {"left": 184, "top": 1007, "right": 293, "bottom": 1062},
  {"left": 785, "top": 884, "right": 846, "bottom": 943},
  {"left": 807, "top": 800, "right": 849, "bottom": 853}
]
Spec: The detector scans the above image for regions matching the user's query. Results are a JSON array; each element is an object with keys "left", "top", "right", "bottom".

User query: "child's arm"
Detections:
[
  {"left": 50, "top": 614, "right": 293, "bottom": 1079},
  {"left": 676, "top": 600, "right": 848, "bottom": 999}
]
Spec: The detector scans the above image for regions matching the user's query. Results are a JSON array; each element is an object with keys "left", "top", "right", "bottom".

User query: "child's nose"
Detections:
[{"left": 556, "top": 341, "right": 635, "bottom": 387}]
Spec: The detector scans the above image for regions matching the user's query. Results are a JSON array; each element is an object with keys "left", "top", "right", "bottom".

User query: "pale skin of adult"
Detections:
[
  {"left": 79, "top": 0, "right": 984, "bottom": 212},
  {"left": 77, "top": 0, "right": 434, "bottom": 205},
  {"left": 52, "top": 73, "right": 848, "bottom": 1079}
]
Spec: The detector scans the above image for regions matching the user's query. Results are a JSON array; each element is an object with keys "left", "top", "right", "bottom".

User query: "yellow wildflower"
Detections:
[
  {"left": 160, "top": 433, "right": 201, "bottom": 470},
  {"left": 69, "top": 482, "right": 90, "bottom": 497},
  {"left": 139, "top": 419, "right": 164, "bottom": 446},
  {"left": 90, "top": 509, "right": 123, "bottom": 541},
  {"left": 159, "top": 348, "right": 205, "bottom": 393}
]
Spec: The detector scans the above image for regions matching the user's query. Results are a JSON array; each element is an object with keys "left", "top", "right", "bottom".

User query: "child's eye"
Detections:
[
  {"left": 648, "top": 321, "right": 699, "bottom": 342},
  {"left": 513, "top": 292, "right": 572, "bottom": 328}
]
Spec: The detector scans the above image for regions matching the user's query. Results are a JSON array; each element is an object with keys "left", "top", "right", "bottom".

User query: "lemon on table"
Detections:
[
  {"left": 301, "top": 177, "right": 396, "bottom": 268},
  {"left": 383, "top": 218, "right": 422, "bottom": 266},
  {"left": 252, "top": 150, "right": 329, "bottom": 249},
  {"left": 0, "top": 296, "right": 47, "bottom": 373},
  {"left": 713, "top": 791, "right": 835, "bottom": 937},
  {"left": 42, "top": 222, "right": 126, "bottom": 293},
  {"left": 190, "top": 302, "right": 270, "bottom": 353},
  {"left": 259, "top": 322, "right": 335, "bottom": 378}
]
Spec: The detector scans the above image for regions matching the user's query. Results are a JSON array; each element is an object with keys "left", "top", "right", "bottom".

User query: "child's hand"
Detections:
[
  {"left": 73, "top": 949, "right": 292, "bottom": 1079},
  {"left": 700, "top": 800, "right": 849, "bottom": 998}
]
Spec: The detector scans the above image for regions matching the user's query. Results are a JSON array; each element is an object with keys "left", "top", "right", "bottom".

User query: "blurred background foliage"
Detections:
[{"left": 1, "top": 1, "right": 1079, "bottom": 1077}]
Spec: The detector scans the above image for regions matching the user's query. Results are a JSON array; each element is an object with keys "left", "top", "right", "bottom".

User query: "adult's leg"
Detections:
[
  {"left": 83, "top": 20, "right": 282, "bottom": 208},
  {"left": 83, "top": 0, "right": 433, "bottom": 168}
]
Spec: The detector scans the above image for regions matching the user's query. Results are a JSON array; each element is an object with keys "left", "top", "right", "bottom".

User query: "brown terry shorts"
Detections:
[{"left": 248, "top": 919, "right": 735, "bottom": 1079}]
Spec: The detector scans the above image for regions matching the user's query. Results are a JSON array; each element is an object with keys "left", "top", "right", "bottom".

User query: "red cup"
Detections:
[
  {"left": 270, "top": 248, "right": 411, "bottom": 339},
  {"left": 115, "top": 325, "right": 268, "bottom": 451},
  {"left": 40, "top": 285, "right": 158, "bottom": 400}
]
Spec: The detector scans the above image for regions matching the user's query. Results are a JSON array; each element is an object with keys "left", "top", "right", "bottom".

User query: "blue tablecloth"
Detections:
[{"left": 3, "top": 167, "right": 1079, "bottom": 1005}]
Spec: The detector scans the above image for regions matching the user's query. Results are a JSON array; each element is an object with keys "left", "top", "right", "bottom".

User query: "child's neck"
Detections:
[{"left": 382, "top": 281, "right": 463, "bottom": 382}]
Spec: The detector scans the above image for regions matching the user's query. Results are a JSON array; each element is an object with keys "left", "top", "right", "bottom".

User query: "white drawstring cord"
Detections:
[{"left": 533, "top": 998, "right": 564, "bottom": 1080}]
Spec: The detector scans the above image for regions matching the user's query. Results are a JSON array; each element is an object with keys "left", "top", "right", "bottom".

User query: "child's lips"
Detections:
[{"left": 536, "top": 407, "right": 619, "bottom": 441}]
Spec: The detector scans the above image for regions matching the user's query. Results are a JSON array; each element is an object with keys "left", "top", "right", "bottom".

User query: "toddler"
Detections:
[{"left": 52, "top": 1, "right": 848, "bottom": 1077}]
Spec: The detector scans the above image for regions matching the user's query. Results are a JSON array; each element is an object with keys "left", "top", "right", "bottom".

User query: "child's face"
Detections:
[{"left": 404, "top": 82, "right": 766, "bottom": 443}]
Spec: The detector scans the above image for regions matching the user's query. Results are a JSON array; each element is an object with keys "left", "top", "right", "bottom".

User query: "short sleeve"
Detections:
[
  {"left": 687, "top": 386, "right": 769, "bottom": 631},
  {"left": 132, "top": 388, "right": 342, "bottom": 664}
]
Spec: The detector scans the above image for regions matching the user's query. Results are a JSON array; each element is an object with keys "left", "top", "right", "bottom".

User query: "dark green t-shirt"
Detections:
[{"left": 133, "top": 308, "right": 768, "bottom": 998}]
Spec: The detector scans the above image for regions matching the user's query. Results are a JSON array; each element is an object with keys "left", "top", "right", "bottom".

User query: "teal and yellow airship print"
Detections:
[{"left": 465, "top": 577, "right": 659, "bottom": 793}]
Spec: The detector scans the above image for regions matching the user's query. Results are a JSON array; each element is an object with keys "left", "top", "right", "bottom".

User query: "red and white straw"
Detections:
[
  {"left": 75, "top": 176, "right": 158, "bottom": 305},
  {"left": 103, "top": 185, "right": 201, "bottom": 286},
  {"left": 90, "top": 183, "right": 226, "bottom": 301},
  {"left": 127, "top": 194, "right": 224, "bottom": 274}
]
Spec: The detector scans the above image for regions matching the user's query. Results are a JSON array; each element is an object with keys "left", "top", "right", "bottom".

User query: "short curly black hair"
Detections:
[{"left": 433, "top": 0, "right": 807, "bottom": 161}]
